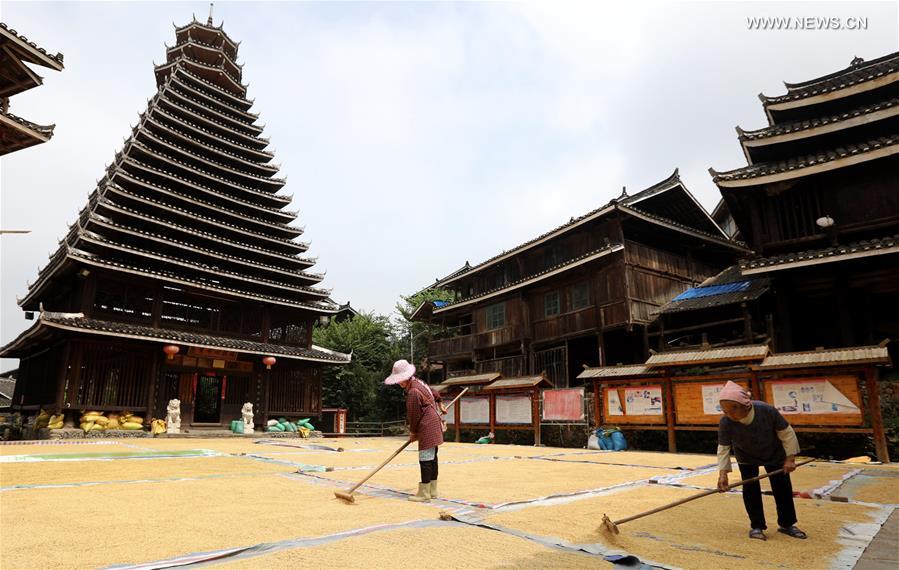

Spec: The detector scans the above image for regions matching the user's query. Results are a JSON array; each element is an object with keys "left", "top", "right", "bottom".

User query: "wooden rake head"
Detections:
[{"left": 601, "top": 513, "right": 620, "bottom": 534}]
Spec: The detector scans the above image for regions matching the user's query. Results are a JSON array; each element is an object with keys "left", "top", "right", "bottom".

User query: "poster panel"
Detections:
[
  {"left": 496, "top": 395, "right": 532, "bottom": 424},
  {"left": 771, "top": 380, "right": 859, "bottom": 415},
  {"left": 460, "top": 396, "right": 490, "bottom": 424},
  {"left": 607, "top": 389, "right": 624, "bottom": 416},
  {"left": 624, "top": 386, "right": 663, "bottom": 415},
  {"left": 702, "top": 384, "right": 725, "bottom": 415},
  {"left": 444, "top": 400, "right": 456, "bottom": 425},
  {"left": 543, "top": 388, "right": 585, "bottom": 421}
]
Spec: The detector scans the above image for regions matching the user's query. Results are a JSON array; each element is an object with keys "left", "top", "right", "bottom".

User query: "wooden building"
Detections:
[
  {"left": 0, "top": 22, "right": 64, "bottom": 155},
  {"left": 0, "top": 16, "right": 350, "bottom": 427},
  {"left": 704, "top": 51, "right": 899, "bottom": 358},
  {"left": 412, "top": 170, "right": 747, "bottom": 388}
]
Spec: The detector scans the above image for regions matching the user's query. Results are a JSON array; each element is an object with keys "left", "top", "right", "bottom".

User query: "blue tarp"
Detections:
[
  {"left": 433, "top": 300, "right": 450, "bottom": 308},
  {"left": 673, "top": 280, "right": 751, "bottom": 301}
]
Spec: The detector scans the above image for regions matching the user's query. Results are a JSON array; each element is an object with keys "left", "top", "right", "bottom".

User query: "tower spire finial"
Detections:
[{"left": 207, "top": 3, "right": 214, "bottom": 25}]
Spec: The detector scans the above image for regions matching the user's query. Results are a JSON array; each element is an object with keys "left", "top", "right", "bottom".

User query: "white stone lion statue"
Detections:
[
  {"left": 166, "top": 398, "right": 181, "bottom": 434},
  {"left": 241, "top": 402, "right": 254, "bottom": 434}
]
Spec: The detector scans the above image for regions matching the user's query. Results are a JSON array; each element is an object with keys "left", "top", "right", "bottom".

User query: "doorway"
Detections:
[{"left": 194, "top": 374, "right": 223, "bottom": 423}]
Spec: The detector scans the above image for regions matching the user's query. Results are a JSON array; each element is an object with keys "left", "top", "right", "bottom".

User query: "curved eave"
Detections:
[
  {"left": 1, "top": 316, "right": 351, "bottom": 363},
  {"left": 86, "top": 214, "right": 322, "bottom": 284},
  {"left": 165, "top": 83, "right": 262, "bottom": 136},
  {"left": 95, "top": 194, "right": 307, "bottom": 255},
  {"left": 144, "top": 115, "right": 276, "bottom": 175},
  {"left": 173, "top": 67, "right": 254, "bottom": 115},
  {"left": 435, "top": 244, "right": 624, "bottom": 313},
  {"left": 739, "top": 99, "right": 899, "bottom": 156},
  {"left": 126, "top": 141, "right": 288, "bottom": 207},
  {"left": 150, "top": 106, "right": 273, "bottom": 162},
  {"left": 166, "top": 41, "right": 241, "bottom": 83},
  {"left": 711, "top": 136, "right": 899, "bottom": 188},
  {"left": 0, "top": 48, "right": 43, "bottom": 98},
  {"left": 0, "top": 24, "right": 64, "bottom": 71},
  {"left": 615, "top": 205, "right": 750, "bottom": 253},
  {"left": 67, "top": 247, "right": 334, "bottom": 313},
  {"left": 105, "top": 180, "right": 302, "bottom": 245},
  {"left": 137, "top": 123, "right": 282, "bottom": 190},
  {"left": 77, "top": 232, "right": 328, "bottom": 299},
  {"left": 0, "top": 112, "right": 53, "bottom": 153},
  {"left": 155, "top": 57, "right": 247, "bottom": 99},
  {"left": 157, "top": 91, "right": 267, "bottom": 149},
  {"left": 118, "top": 156, "right": 293, "bottom": 221},
  {"left": 175, "top": 21, "right": 239, "bottom": 60},
  {"left": 761, "top": 69, "right": 899, "bottom": 116}
]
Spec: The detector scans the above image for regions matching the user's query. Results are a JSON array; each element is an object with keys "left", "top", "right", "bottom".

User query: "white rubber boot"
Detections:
[{"left": 408, "top": 482, "right": 431, "bottom": 502}]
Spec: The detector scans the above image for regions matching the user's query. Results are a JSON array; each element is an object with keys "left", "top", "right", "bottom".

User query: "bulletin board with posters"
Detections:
[
  {"left": 542, "top": 388, "right": 585, "bottom": 421},
  {"left": 495, "top": 395, "right": 533, "bottom": 425},
  {"left": 601, "top": 384, "right": 666, "bottom": 425},
  {"left": 673, "top": 380, "right": 751, "bottom": 424},
  {"left": 763, "top": 375, "right": 863, "bottom": 426},
  {"left": 459, "top": 396, "right": 491, "bottom": 425}
]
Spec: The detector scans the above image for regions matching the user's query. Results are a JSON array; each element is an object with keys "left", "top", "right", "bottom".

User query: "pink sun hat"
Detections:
[
  {"left": 385, "top": 359, "right": 416, "bottom": 385},
  {"left": 718, "top": 380, "right": 751, "bottom": 406}
]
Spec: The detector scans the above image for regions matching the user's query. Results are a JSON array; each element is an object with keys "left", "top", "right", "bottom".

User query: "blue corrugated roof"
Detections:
[
  {"left": 673, "top": 281, "right": 752, "bottom": 301},
  {"left": 433, "top": 300, "right": 450, "bottom": 308}
]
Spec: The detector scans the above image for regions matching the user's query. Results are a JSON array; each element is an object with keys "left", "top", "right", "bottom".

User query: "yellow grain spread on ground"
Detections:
[
  {"left": 852, "top": 472, "right": 899, "bottom": 504},
  {"left": 0, "top": 473, "right": 437, "bottom": 570},
  {"left": 546, "top": 450, "right": 719, "bottom": 469},
  {"left": 319, "top": 459, "right": 678, "bottom": 503},
  {"left": 215, "top": 525, "right": 600, "bottom": 569},
  {"left": 0, "top": 456, "right": 290, "bottom": 486},
  {"left": 489, "top": 484, "right": 879, "bottom": 570},
  {"left": 0, "top": 442, "right": 129, "bottom": 456}
]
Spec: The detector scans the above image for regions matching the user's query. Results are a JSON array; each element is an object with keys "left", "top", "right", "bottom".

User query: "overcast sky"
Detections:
[{"left": 1, "top": 1, "right": 897, "bottom": 366}]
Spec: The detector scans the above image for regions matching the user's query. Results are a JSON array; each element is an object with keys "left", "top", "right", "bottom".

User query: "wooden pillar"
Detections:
[
  {"left": 151, "top": 283, "right": 164, "bottom": 328},
  {"left": 532, "top": 389, "right": 541, "bottom": 446},
  {"left": 489, "top": 392, "right": 496, "bottom": 436},
  {"left": 742, "top": 303, "right": 753, "bottom": 344},
  {"left": 146, "top": 352, "right": 161, "bottom": 421},
  {"left": 642, "top": 325, "right": 650, "bottom": 361},
  {"left": 749, "top": 369, "right": 762, "bottom": 400},
  {"left": 593, "top": 380, "right": 601, "bottom": 427},
  {"left": 865, "top": 368, "right": 890, "bottom": 463},
  {"left": 664, "top": 372, "right": 676, "bottom": 453},
  {"left": 598, "top": 330, "right": 606, "bottom": 366},
  {"left": 65, "top": 342, "right": 83, "bottom": 410},
  {"left": 657, "top": 318, "right": 666, "bottom": 352},
  {"left": 54, "top": 341, "right": 72, "bottom": 412},
  {"left": 454, "top": 390, "right": 461, "bottom": 443}
]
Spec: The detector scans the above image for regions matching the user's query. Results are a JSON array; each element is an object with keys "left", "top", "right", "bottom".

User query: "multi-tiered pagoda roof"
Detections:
[{"left": 7, "top": 17, "right": 345, "bottom": 363}]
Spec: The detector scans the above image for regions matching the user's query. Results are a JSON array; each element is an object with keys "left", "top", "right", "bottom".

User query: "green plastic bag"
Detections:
[{"left": 234, "top": 421, "right": 244, "bottom": 434}]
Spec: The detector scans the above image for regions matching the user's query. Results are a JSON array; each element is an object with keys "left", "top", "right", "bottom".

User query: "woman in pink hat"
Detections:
[
  {"left": 385, "top": 359, "right": 444, "bottom": 502},
  {"left": 716, "top": 381, "right": 806, "bottom": 541}
]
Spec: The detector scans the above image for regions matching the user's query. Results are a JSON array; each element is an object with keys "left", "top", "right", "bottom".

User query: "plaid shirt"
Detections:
[{"left": 406, "top": 377, "right": 444, "bottom": 450}]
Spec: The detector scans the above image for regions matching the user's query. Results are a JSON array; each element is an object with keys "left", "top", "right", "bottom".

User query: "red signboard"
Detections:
[{"left": 542, "top": 388, "right": 584, "bottom": 421}]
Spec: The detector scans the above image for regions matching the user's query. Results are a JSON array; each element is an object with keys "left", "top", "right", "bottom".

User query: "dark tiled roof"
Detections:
[
  {"left": 427, "top": 169, "right": 684, "bottom": 289},
  {"left": 711, "top": 134, "right": 899, "bottom": 183},
  {"left": 740, "top": 235, "right": 899, "bottom": 273},
  {"left": 0, "top": 313, "right": 351, "bottom": 363},
  {"left": 616, "top": 205, "right": 749, "bottom": 251},
  {"left": 433, "top": 243, "right": 624, "bottom": 312},
  {"left": 759, "top": 346, "right": 890, "bottom": 369},
  {"left": 645, "top": 345, "right": 770, "bottom": 367},
  {"left": 761, "top": 52, "right": 899, "bottom": 105},
  {"left": 0, "top": 110, "right": 54, "bottom": 136},
  {"left": 739, "top": 98, "right": 899, "bottom": 141},
  {"left": 0, "top": 22, "right": 64, "bottom": 68},
  {"left": 655, "top": 265, "right": 770, "bottom": 314}
]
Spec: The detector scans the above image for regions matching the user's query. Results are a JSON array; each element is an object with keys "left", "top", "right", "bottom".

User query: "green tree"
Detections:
[
  {"left": 313, "top": 312, "right": 397, "bottom": 421},
  {"left": 394, "top": 287, "right": 454, "bottom": 371}
]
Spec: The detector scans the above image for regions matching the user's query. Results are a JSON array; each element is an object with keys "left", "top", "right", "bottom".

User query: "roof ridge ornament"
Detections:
[{"left": 208, "top": 3, "right": 215, "bottom": 26}]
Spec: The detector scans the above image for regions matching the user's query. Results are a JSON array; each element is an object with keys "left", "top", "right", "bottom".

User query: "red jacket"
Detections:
[{"left": 406, "top": 377, "right": 444, "bottom": 450}]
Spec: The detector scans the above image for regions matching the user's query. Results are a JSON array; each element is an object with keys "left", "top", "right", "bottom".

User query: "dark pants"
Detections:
[
  {"left": 738, "top": 463, "right": 797, "bottom": 530},
  {"left": 419, "top": 447, "right": 439, "bottom": 483}
]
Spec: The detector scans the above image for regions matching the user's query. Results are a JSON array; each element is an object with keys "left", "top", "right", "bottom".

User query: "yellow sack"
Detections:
[
  {"left": 92, "top": 416, "right": 110, "bottom": 426},
  {"left": 121, "top": 422, "right": 143, "bottom": 430},
  {"left": 80, "top": 422, "right": 95, "bottom": 432},
  {"left": 82, "top": 410, "right": 100, "bottom": 417},
  {"left": 106, "top": 418, "right": 121, "bottom": 429},
  {"left": 89, "top": 424, "right": 105, "bottom": 431},
  {"left": 298, "top": 427, "right": 310, "bottom": 438},
  {"left": 81, "top": 414, "right": 103, "bottom": 424},
  {"left": 151, "top": 419, "right": 166, "bottom": 435},
  {"left": 126, "top": 416, "right": 144, "bottom": 425},
  {"left": 48, "top": 421, "right": 64, "bottom": 430}
]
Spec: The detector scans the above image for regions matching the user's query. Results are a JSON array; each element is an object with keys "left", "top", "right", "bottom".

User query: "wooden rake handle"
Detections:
[
  {"left": 347, "top": 440, "right": 413, "bottom": 494},
  {"left": 612, "top": 457, "right": 816, "bottom": 526},
  {"left": 443, "top": 387, "right": 469, "bottom": 412}
]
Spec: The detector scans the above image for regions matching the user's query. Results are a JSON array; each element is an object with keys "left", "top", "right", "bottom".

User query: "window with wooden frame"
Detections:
[
  {"left": 544, "top": 291, "right": 561, "bottom": 317},
  {"left": 486, "top": 302, "right": 506, "bottom": 330},
  {"left": 571, "top": 282, "right": 590, "bottom": 310}
]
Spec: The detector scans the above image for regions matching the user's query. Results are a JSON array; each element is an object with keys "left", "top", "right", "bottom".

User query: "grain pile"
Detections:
[
  {"left": 0, "top": 455, "right": 290, "bottom": 487},
  {"left": 0, "top": 473, "right": 437, "bottom": 570},
  {"left": 489, "top": 484, "right": 880, "bottom": 569},
  {"left": 319, "top": 459, "right": 679, "bottom": 504},
  {"left": 215, "top": 525, "right": 600, "bottom": 569}
]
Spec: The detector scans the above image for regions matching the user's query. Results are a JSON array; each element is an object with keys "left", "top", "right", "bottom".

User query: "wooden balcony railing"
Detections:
[
  {"left": 533, "top": 307, "right": 597, "bottom": 341},
  {"left": 474, "top": 325, "right": 523, "bottom": 349},
  {"left": 429, "top": 334, "right": 474, "bottom": 357}
]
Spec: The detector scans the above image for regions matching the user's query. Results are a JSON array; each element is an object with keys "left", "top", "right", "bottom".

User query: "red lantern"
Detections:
[
  {"left": 262, "top": 356, "right": 277, "bottom": 370},
  {"left": 163, "top": 345, "right": 180, "bottom": 360}
]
